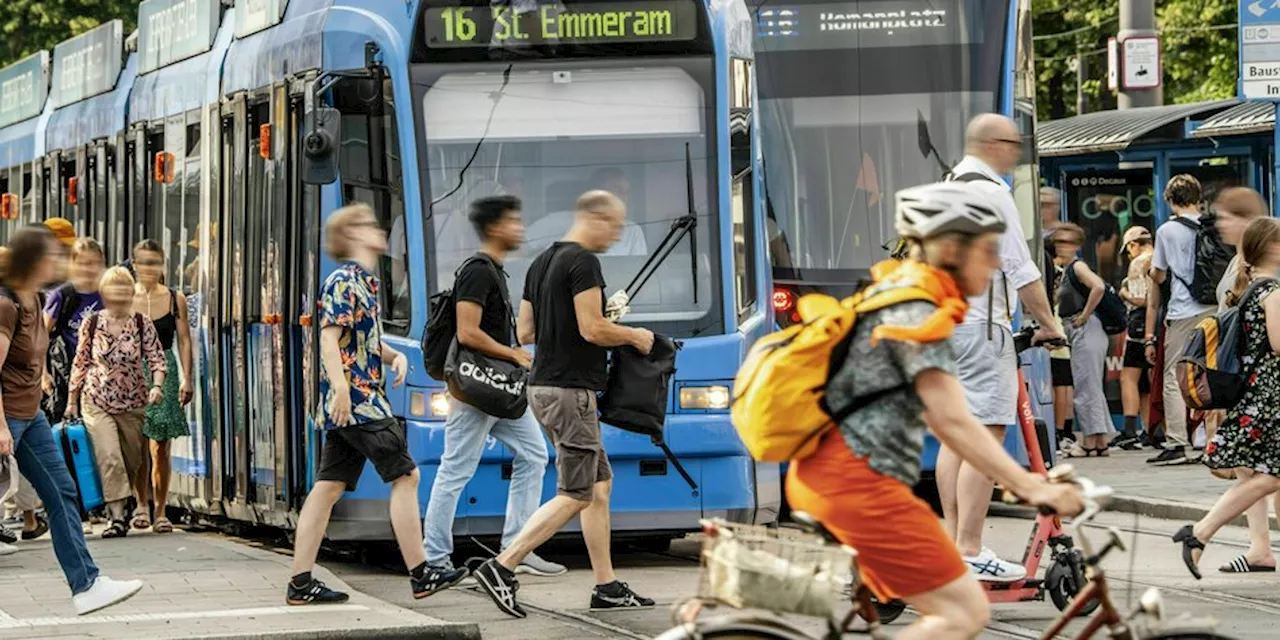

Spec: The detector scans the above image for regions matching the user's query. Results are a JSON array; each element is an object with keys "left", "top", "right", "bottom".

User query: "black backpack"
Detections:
[
  {"left": 1063, "top": 260, "right": 1128, "bottom": 335},
  {"left": 1171, "top": 215, "right": 1233, "bottom": 306},
  {"left": 42, "top": 283, "right": 82, "bottom": 422},
  {"left": 423, "top": 255, "right": 490, "bottom": 381}
]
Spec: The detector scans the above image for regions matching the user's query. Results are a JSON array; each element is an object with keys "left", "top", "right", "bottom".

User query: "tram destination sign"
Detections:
[
  {"left": 235, "top": 0, "right": 287, "bottom": 38},
  {"left": 756, "top": 0, "right": 972, "bottom": 50},
  {"left": 0, "top": 51, "right": 49, "bottom": 128},
  {"left": 423, "top": 0, "right": 698, "bottom": 48},
  {"left": 139, "top": 0, "right": 222, "bottom": 74},
  {"left": 52, "top": 20, "right": 123, "bottom": 108}
]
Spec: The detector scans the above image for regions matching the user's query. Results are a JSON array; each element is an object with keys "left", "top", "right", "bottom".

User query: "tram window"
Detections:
[
  {"left": 0, "top": 172, "right": 8, "bottom": 244},
  {"left": 21, "top": 165, "right": 33, "bottom": 222},
  {"left": 335, "top": 77, "right": 410, "bottom": 334},
  {"left": 730, "top": 58, "right": 757, "bottom": 321},
  {"left": 183, "top": 121, "right": 202, "bottom": 293},
  {"left": 162, "top": 121, "right": 186, "bottom": 286},
  {"left": 247, "top": 103, "right": 270, "bottom": 318}
]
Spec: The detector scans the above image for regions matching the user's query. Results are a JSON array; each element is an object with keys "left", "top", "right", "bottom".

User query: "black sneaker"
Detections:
[
  {"left": 1112, "top": 434, "right": 1141, "bottom": 451},
  {"left": 412, "top": 564, "right": 469, "bottom": 599},
  {"left": 0, "top": 525, "right": 16, "bottom": 545},
  {"left": 1147, "top": 447, "right": 1187, "bottom": 466},
  {"left": 287, "top": 578, "right": 350, "bottom": 606},
  {"left": 474, "top": 558, "right": 526, "bottom": 618},
  {"left": 590, "top": 581, "right": 655, "bottom": 611}
]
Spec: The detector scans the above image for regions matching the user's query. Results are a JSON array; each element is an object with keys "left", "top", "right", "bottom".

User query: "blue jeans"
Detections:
[
  {"left": 422, "top": 400, "right": 549, "bottom": 566},
  {"left": 10, "top": 411, "right": 99, "bottom": 594}
]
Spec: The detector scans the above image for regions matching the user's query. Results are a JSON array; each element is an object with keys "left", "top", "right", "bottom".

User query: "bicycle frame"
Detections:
[
  {"left": 985, "top": 368, "right": 1067, "bottom": 603},
  {"left": 1039, "top": 571, "right": 1127, "bottom": 640}
]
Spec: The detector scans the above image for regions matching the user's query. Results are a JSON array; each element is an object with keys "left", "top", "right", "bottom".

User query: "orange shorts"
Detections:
[{"left": 786, "top": 432, "right": 968, "bottom": 600}]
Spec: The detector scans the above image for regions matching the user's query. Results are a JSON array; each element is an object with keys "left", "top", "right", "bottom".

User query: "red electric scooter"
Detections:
[{"left": 982, "top": 327, "right": 1095, "bottom": 613}]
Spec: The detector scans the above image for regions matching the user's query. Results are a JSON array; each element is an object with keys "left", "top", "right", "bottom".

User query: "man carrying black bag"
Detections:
[
  {"left": 473, "top": 190, "right": 656, "bottom": 618},
  {"left": 422, "top": 196, "right": 566, "bottom": 581}
]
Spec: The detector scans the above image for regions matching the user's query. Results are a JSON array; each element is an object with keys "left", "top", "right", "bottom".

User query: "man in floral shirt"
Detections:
[{"left": 286, "top": 204, "right": 435, "bottom": 605}]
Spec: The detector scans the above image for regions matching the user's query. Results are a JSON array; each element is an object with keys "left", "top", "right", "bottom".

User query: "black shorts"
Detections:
[
  {"left": 317, "top": 418, "right": 416, "bottom": 491},
  {"left": 1123, "top": 341, "right": 1152, "bottom": 395},
  {"left": 1051, "top": 358, "right": 1073, "bottom": 387}
]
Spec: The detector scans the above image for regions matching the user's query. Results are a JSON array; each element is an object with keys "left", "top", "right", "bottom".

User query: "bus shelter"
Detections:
[{"left": 1036, "top": 98, "right": 1272, "bottom": 426}]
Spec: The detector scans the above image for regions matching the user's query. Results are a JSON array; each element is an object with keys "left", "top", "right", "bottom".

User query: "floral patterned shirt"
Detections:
[
  {"left": 318, "top": 262, "right": 394, "bottom": 430},
  {"left": 68, "top": 312, "right": 167, "bottom": 414}
]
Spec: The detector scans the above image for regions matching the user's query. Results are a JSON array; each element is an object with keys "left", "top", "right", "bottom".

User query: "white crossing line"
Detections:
[{"left": 0, "top": 603, "right": 371, "bottom": 629}]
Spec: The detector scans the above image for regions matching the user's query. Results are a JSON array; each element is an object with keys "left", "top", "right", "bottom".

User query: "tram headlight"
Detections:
[
  {"left": 430, "top": 392, "right": 452, "bottom": 417},
  {"left": 679, "top": 385, "right": 731, "bottom": 411}
]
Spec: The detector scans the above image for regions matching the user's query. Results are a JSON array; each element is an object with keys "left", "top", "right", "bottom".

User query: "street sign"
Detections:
[
  {"left": 1121, "top": 36, "right": 1160, "bottom": 89},
  {"left": 1240, "top": 0, "right": 1280, "bottom": 99}
]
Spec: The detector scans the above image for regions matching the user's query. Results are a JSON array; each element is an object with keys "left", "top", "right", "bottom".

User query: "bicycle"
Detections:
[{"left": 653, "top": 466, "right": 1237, "bottom": 640}]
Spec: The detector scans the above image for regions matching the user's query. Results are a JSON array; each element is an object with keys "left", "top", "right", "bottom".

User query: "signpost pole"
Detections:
[{"left": 1119, "top": 0, "right": 1161, "bottom": 108}]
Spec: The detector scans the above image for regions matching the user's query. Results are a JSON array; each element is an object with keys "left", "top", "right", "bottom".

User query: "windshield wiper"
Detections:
[
  {"left": 624, "top": 143, "right": 699, "bottom": 304},
  {"left": 916, "top": 110, "right": 953, "bottom": 176},
  {"left": 430, "top": 64, "right": 514, "bottom": 209}
]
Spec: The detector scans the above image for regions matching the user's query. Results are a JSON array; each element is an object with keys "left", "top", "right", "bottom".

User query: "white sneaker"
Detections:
[
  {"left": 963, "top": 547, "right": 1026, "bottom": 583},
  {"left": 515, "top": 551, "right": 568, "bottom": 577},
  {"left": 0, "top": 541, "right": 18, "bottom": 556},
  {"left": 73, "top": 576, "right": 144, "bottom": 616}
]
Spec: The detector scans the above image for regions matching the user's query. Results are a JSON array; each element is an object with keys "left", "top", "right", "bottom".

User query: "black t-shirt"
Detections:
[
  {"left": 523, "top": 242, "right": 608, "bottom": 390},
  {"left": 454, "top": 253, "right": 512, "bottom": 347}
]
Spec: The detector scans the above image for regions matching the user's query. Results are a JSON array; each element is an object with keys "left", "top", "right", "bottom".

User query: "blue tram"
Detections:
[
  {"left": 751, "top": 0, "right": 1047, "bottom": 470},
  {"left": 0, "top": 0, "right": 777, "bottom": 542}
]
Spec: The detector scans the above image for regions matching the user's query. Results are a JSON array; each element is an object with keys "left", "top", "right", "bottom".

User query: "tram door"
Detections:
[
  {"left": 219, "top": 95, "right": 250, "bottom": 504},
  {"left": 87, "top": 142, "right": 109, "bottom": 244},
  {"left": 287, "top": 85, "right": 322, "bottom": 508}
]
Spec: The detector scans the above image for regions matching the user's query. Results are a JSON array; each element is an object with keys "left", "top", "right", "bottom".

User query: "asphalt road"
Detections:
[{"left": 317, "top": 511, "right": 1280, "bottom": 639}]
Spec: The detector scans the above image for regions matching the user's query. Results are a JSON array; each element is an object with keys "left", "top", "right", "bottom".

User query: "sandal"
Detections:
[
  {"left": 1219, "top": 554, "right": 1277, "bottom": 573},
  {"left": 131, "top": 508, "right": 151, "bottom": 530},
  {"left": 101, "top": 520, "right": 129, "bottom": 539},
  {"left": 153, "top": 517, "right": 174, "bottom": 534},
  {"left": 1172, "top": 524, "right": 1206, "bottom": 580},
  {"left": 1095, "top": 446, "right": 1111, "bottom": 457}
]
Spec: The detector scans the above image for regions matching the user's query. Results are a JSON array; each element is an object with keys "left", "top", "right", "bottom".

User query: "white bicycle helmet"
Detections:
[{"left": 894, "top": 182, "right": 1007, "bottom": 240}]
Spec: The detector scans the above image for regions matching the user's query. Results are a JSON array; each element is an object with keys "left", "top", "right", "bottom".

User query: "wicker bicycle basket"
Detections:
[{"left": 696, "top": 519, "right": 857, "bottom": 620}]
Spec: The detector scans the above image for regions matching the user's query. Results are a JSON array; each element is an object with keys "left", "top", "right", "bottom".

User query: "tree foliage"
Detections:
[
  {"left": 1033, "top": 0, "right": 1238, "bottom": 122},
  {"left": 0, "top": 0, "right": 138, "bottom": 69}
]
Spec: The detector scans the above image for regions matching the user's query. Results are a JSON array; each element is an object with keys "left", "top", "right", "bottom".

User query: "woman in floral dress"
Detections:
[{"left": 1174, "top": 217, "right": 1280, "bottom": 579}]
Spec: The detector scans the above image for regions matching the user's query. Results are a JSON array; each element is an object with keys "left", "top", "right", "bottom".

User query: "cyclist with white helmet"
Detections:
[{"left": 787, "top": 181, "right": 1084, "bottom": 640}]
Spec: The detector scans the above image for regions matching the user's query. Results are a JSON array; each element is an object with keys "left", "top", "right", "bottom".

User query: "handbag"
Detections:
[{"left": 443, "top": 259, "right": 528, "bottom": 419}]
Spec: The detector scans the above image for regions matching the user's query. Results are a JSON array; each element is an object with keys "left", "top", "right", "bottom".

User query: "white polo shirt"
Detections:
[{"left": 950, "top": 156, "right": 1041, "bottom": 329}]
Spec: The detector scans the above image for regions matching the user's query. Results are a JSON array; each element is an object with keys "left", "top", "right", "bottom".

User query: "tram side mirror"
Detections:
[{"left": 302, "top": 107, "right": 341, "bottom": 185}]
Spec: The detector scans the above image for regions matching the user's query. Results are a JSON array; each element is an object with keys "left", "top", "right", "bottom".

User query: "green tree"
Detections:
[
  {"left": 0, "top": 0, "right": 138, "bottom": 68},
  {"left": 1033, "top": 0, "right": 1237, "bottom": 121}
]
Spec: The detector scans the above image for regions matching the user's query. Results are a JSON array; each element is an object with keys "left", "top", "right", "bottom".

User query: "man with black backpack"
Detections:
[
  {"left": 1146, "top": 174, "right": 1228, "bottom": 466},
  {"left": 420, "top": 195, "right": 565, "bottom": 586}
]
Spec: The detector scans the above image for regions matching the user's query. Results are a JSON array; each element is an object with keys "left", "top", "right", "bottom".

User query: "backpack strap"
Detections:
[
  {"left": 169, "top": 287, "right": 178, "bottom": 316},
  {"left": 1168, "top": 217, "right": 1200, "bottom": 292},
  {"left": 947, "top": 171, "right": 1000, "bottom": 185}
]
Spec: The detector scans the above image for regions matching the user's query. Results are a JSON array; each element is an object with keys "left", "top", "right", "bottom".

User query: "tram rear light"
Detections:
[
  {"left": 66, "top": 177, "right": 78, "bottom": 205},
  {"left": 409, "top": 391, "right": 427, "bottom": 417},
  {"left": 772, "top": 287, "right": 796, "bottom": 313},
  {"left": 0, "top": 194, "right": 15, "bottom": 220},
  {"left": 259, "top": 124, "right": 271, "bottom": 159}
]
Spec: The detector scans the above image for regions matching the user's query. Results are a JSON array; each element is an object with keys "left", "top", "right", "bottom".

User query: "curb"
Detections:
[
  {"left": 1107, "top": 494, "right": 1280, "bottom": 532},
  {"left": 991, "top": 494, "right": 1280, "bottom": 532},
  {"left": 194, "top": 624, "right": 483, "bottom": 640}
]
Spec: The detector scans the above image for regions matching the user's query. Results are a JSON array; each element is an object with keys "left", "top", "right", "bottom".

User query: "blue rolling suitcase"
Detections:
[{"left": 52, "top": 420, "right": 104, "bottom": 513}]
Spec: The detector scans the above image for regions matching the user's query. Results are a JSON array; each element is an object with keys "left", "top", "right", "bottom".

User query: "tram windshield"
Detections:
[
  {"left": 424, "top": 63, "right": 719, "bottom": 336},
  {"left": 755, "top": 0, "right": 1009, "bottom": 285}
]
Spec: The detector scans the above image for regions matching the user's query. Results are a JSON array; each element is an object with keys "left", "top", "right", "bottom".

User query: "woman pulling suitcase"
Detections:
[{"left": 0, "top": 225, "right": 144, "bottom": 614}]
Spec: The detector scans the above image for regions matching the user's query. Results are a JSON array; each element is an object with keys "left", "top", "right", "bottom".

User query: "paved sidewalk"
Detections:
[
  {"left": 0, "top": 526, "right": 479, "bottom": 640},
  {"left": 1066, "top": 449, "right": 1279, "bottom": 530}
]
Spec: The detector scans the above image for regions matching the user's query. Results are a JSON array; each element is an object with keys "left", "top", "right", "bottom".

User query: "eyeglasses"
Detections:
[
  {"left": 992, "top": 138, "right": 1022, "bottom": 147},
  {"left": 350, "top": 220, "right": 381, "bottom": 230},
  {"left": 134, "top": 259, "right": 164, "bottom": 267}
]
